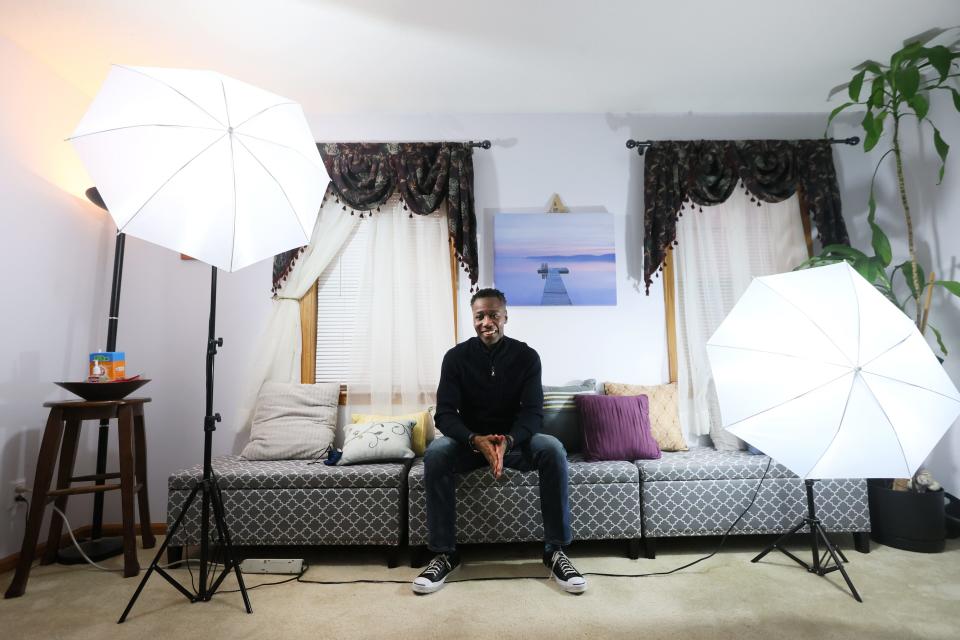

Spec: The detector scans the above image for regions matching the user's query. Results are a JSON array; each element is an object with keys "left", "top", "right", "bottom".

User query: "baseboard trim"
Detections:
[{"left": 0, "top": 523, "right": 166, "bottom": 574}]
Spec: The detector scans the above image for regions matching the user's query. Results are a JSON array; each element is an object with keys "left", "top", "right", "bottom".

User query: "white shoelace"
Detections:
[
  {"left": 421, "top": 556, "right": 451, "bottom": 581},
  {"left": 551, "top": 552, "right": 580, "bottom": 579}
]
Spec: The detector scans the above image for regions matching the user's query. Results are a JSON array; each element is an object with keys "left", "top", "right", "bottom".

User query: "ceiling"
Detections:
[{"left": 3, "top": 0, "right": 959, "bottom": 115}]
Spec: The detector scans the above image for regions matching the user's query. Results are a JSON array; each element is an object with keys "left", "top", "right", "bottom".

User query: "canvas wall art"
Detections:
[{"left": 494, "top": 212, "right": 617, "bottom": 306}]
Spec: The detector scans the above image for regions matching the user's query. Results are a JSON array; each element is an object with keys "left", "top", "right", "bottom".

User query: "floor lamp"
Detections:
[
  {"left": 57, "top": 187, "right": 126, "bottom": 564},
  {"left": 67, "top": 65, "right": 327, "bottom": 622},
  {"left": 706, "top": 262, "right": 960, "bottom": 602}
]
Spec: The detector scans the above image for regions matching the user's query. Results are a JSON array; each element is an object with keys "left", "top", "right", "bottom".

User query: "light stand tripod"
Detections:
[
  {"left": 119, "top": 266, "right": 251, "bottom": 623},
  {"left": 752, "top": 479, "right": 862, "bottom": 602}
]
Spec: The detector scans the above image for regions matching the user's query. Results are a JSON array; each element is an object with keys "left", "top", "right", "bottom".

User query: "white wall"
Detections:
[
  {"left": 0, "top": 37, "right": 114, "bottom": 559},
  {"left": 831, "top": 91, "right": 960, "bottom": 494}
]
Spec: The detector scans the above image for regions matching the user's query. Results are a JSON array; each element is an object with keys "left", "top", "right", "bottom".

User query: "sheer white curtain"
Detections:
[
  {"left": 348, "top": 197, "right": 455, "bottom": 414},
  {"left": 674, "top": 187, "right": 809, "bottom": 444},
  {"left": 235, "top": 193, "right": 359, "bottom": 433}
]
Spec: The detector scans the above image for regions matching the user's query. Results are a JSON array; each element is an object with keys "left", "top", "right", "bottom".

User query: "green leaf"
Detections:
[
  {"left": 927, "top": 46, "right": 952, "bottom": 81},
  {"left": 935, "top": 280, "right": 960, "bottom": 297},
  {"left": 849, "top": 69, "right": 867, "bottom": 101},
  {"left": 868, "top": 76, "right": 886, "bottom": 109},
  {"left": 933, "top": 126, "right": 949, "bottom": 184},
  {"left": 895, "top": 66, "right": 920, "bottom": 99},
  {"left": 853, "top": 257, "right": 880, "bottom": 284},
  {"left": 862, "top": 110, "right": 883, "bottom": 151},
  {"left": 892, "top": 40, "right": 924, "bottom": 67},
  {"left": 908, "top": 93, "right": 929, "bottom": 119},
  {"left": 928, "top": 323, "right": 948, "bottom": 357},
  {"left": 821, "top": 244, "right": 868, "bottom": 261},
  {"left": 863, "top": 61, "right": 884, "bottom": 75},
  {"left": 898, "top": 260, "right": 926, "bottom": 300},
  {"left": 952, "top": 88, "right": 960, "bottom": 113},
  {"left": 826, "top": 102, "right": 854, "bottom": 131},
  {"left": 870, "top": 220, "right": 892, "bottom": 266}
]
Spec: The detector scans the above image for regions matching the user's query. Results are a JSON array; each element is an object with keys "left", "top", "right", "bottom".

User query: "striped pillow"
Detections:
[{"left": 541, "top": 379, "right": 597, "bottom": 454}]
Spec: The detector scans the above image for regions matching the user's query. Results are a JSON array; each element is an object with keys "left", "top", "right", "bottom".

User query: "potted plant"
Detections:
[{"left": 799, "top": 28, "right": 960, "bottom": 552}]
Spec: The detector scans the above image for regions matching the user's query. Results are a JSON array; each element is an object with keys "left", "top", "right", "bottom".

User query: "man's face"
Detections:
[{"left": 472, "top": 297, "right": 507, "bottom": 346}]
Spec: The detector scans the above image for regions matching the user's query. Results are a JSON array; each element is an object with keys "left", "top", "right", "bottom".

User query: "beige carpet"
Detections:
[{"left": 2, "top": 535, "right": 958, "bottom": 640}]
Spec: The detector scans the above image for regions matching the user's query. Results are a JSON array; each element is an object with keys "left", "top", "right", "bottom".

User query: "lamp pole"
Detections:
[{"left": 58, "top": 187, "right": 125, "bottom": 563}]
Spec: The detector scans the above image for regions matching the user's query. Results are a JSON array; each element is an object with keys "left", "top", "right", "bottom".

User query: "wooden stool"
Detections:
[{"left": 4, "top": 398, "right": 154, "bottom": 598}]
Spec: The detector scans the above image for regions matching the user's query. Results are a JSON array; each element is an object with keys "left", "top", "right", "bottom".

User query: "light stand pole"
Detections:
[
  {"left": 58, "top": 187, "right": 126, "bottom": 564},
  {"left": 118, "top": 266, "right": 250, "bottom": 623}
]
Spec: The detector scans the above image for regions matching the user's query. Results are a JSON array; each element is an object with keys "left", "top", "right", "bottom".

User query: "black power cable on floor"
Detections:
[{"left": 206, "top": 458, "right": 775, "bottom": 589}]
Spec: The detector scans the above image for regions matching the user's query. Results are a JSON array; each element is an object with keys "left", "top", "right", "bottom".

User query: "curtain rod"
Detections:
[
  {"left": 625, "top": 136, "right": 860, "bottom": 156},
  {"left": 318, "top": 140, "right": 491, "bottom": 149}
]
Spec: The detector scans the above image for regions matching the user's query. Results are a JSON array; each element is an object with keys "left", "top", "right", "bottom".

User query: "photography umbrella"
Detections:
[
  {"left": 706, "top": 261, "right": 960, "bottom": 600},
  {"left": 68, "top": 65, "right": 328, "bottom": 621}
]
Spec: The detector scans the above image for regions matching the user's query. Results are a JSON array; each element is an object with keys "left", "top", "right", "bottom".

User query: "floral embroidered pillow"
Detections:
[{"left": 338, "top": 419, "right": 417, "bottom": 465}]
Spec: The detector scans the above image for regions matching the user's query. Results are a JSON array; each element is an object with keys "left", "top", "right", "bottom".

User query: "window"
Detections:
[
  {"left": 668, "top": 187, "right": 813, "bottom": 441},
  {"left": 303, "top": 197, "right": 457, "bottom": 409}
]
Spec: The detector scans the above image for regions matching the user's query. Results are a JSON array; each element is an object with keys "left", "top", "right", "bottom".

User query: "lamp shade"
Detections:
[
  {"left": 69, "top": 65, "right": 327, "bottom": 272},
  {"left": 706, "top": 262, "right": 960, "bottom": 479}
]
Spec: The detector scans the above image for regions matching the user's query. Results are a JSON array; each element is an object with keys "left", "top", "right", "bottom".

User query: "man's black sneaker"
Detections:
[
  {"left": 412, "top": 553, "right": 460, "bottom": 594},
  {"left": 544, "top": 550, "right": 587, "bottom": 594}
]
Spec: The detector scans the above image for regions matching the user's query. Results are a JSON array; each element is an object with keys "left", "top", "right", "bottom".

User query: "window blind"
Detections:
[{"left": 314, "top": 200, "right": 450, "bottom": 390}]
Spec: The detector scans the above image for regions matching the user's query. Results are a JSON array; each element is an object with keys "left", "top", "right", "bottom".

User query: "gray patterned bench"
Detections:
[
  {"left": 166, "top": 455, "right": 410, "bottom": 567},
  {"left": 637, "top": 448, "right": 871, "bottom": 558},
  {"left": 407, "top": 453, "right": 643, "bottom": 563}
]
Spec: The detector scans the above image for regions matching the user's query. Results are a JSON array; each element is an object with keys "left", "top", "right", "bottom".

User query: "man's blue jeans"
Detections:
[{"left": 423, "top": 433, "right": 572, "bottom": 553}]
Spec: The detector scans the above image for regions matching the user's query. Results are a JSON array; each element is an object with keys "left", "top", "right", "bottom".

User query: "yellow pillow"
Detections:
[
  {"left": 352, "top": 411, "right": 430, "bottom": 456},
  {"left": 603, "top": 381, "right": 689, "bottom": 452}
]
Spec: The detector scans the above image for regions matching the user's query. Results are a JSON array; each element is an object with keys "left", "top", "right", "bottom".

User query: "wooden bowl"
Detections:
[{"left": 54, "top": 379, "right": 150, "bottom": 401}]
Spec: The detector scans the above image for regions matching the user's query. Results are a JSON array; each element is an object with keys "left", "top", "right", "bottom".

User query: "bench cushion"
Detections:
[
  {"left": 406, "top": 454, "right": 638, "bottom": 490},
  {"left": 636, "top": 448, "right": 795, "bottom": 482},
  {"left": 168, "top": 454, "right": 408, "bottom": 490}
]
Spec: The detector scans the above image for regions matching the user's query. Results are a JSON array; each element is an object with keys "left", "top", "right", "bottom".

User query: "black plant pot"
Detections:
[
  {"left": 868, "top": 480, "right": 945, "bottom": 553},
  {"left": 946, "top": 492, "right": 960, "bottom": 539}
]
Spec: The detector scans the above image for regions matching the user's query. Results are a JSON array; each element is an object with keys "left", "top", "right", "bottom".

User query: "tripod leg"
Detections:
[
  {"left": 118, "top": 482, "right": 202, "bottom": 623},
  {"left": 809, "top": 517, "right": 821, "bottom": 573},
  {"left": 834, "top": 544, "right": 849, "bottom": 564},
  {"left": 206, "top": 479, "right": 252, "bottom": 613},
  {"left": 752, "top": 517, "right": 809, "bottom": 563},
  {"left": 813, "top": 522, "right": 862, "bottom": 603}
]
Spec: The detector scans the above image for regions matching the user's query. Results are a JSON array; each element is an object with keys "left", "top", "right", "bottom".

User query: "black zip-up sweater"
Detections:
[{"left": 434, "top": 335, "right": 543, "bottom": 448}]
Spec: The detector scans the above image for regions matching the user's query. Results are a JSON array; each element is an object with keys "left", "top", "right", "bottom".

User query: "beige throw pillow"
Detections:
[
  {"left": 603, "top": 381, "right": 689, "bottom": 451},
  {"left": 240, "top": 382, "right": 339, "bottom": 460}
]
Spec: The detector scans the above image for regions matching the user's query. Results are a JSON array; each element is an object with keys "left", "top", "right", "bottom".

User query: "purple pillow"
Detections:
[{"left": 575, "top": 394, "right": 661, "bottom": 462}]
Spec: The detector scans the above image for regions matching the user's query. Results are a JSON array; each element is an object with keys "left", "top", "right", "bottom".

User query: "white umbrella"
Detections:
[
  {"left": 69, "top": 65, "right": 327, "bottom": 271},
  {"left": 706, "top": 261, "right": 960, "bottom": 480}
]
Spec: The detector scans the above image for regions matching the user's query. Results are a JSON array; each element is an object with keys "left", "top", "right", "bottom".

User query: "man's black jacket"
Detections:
[{"left": 434, "top": 336, "right": 543, "bottom": 448}]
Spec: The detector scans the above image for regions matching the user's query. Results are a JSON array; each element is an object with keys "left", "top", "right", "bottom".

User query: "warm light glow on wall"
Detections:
[{"left": 1, "top": 35, "right": 97, "bottom": 201}]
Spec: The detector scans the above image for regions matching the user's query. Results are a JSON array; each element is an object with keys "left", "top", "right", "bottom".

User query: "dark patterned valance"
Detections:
[
  {"left": 272, "top": 142, "right": 478, "bottom": 293},
  {"left": 642, "top": 139, "right": 849, "bottom": 294}
]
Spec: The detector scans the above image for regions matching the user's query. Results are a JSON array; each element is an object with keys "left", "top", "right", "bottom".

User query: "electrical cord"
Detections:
[
  {"left": 10, "top": 489, "right": 123, "bottom": 573},
  {"left": 583, "top": 456, "right": 773, "bottom": 578},
  {"left": 280, "top": 458, "right": 776, "bottom": 587},
  {"left": 49, "top": 505, "right": 126, "bottom": 573},
  {"left": 219, "top": 563, "right": 310, "bottom": 593}
]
